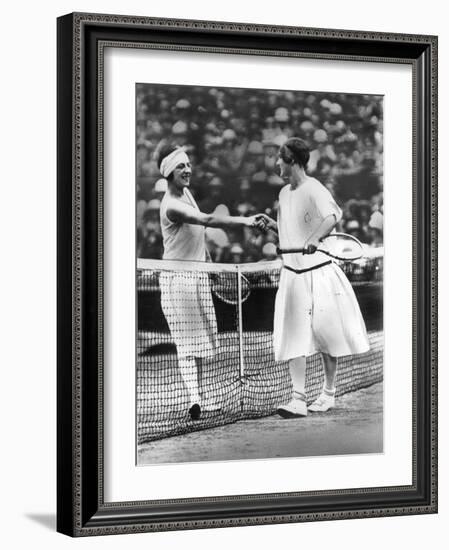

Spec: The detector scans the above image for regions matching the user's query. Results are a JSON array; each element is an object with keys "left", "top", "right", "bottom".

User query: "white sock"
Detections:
[
  {"left": 288, "top": 357, "right": 306, "bottom": 399},
  {"left": 178, "top": 357, "right": 200, "bottom": 405}
]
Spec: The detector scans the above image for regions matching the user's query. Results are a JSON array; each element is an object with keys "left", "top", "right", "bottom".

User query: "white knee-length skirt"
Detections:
[
  {"left": 160, "top": 271, "right": 218, "bottom": 359},
  {"left": 273, "top": 262, "right": 370, "bottom": 361}
]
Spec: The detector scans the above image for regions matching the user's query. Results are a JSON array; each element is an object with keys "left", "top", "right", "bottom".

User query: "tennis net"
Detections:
[{"left": 137, "top": 257, "right": 383, "bottom": 443}]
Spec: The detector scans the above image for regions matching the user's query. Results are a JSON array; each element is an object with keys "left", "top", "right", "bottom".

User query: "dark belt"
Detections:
[{"left": 283, "top": 260, "right": 331, "bottom": 275}]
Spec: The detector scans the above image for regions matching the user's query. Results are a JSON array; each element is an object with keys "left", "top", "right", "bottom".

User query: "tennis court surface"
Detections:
[
  {"left": 137, "top": 258, "right": 383, "bottom": 462},
  {"left": 138, "top": 382, "right": 383, "bottom": 464}
]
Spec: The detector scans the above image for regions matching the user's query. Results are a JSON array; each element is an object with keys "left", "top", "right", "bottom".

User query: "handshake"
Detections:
[{"left": 246, "top": 213, "right": 276, "bottom": 232}]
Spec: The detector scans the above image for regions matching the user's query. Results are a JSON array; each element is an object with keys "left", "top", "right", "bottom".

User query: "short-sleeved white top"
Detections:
[{"left": 278, "top": 177, "right": 342, "bottom": 270}]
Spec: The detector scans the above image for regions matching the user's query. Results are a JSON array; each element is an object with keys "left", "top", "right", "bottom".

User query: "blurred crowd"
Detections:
[{"left": 136, "top": 85, "right": 384, "bottom": 263}]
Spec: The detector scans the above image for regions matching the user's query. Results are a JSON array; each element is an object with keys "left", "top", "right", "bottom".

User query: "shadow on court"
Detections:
[{"left": 138, "top": 382, "right": 383, "bottom": 464}]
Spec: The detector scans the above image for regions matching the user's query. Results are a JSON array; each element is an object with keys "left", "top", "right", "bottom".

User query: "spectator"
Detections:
[
  {"left": 345, "top": 219, "right": 367, "bottom": 243},
  {"left": 136, "top": 84, "right": 383, "bottom": 261},
  {"left": 138, "top": 199, "right": 163, "bottom": 258},
  {"left": 205, "top": 227, "right": 230, "bottom": 262},
  {"left": 262, "top": 242, "right": 278, "bottom": 261},
  {"left": 229, "top": 243, "right": 244, "bottom": 264},
  {"left": 153, "top": 178, "right": 168, "bottom": 201},
  {"left": 198, "top": 176, "right": 225, "bottom": 213},
  {"left": 272, "top": 107, "right": 294, "bottom": 140},
  {"left": 368, "top": 210, "right": 383, "bottom": 246}
]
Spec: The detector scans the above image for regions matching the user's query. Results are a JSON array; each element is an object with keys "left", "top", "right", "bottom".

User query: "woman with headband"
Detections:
[{"left": 157, "top": 145, "right": 266, "bottom": 421}]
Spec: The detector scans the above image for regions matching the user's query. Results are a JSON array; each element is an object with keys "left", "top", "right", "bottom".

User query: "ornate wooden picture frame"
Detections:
[{"left": 57, "top": 12, "right": 437, "bottom": 536}]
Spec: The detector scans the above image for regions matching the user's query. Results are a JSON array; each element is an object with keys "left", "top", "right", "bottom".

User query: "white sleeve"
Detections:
[{"left": 311, "top": 182, "right": 342, "bottom": 223}]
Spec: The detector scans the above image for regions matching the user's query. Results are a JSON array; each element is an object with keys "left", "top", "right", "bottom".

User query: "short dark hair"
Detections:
[
  {"left": 157, "top": 144, "right": 179, "bottom": 180},
  {"left": 280, "top": 137, "right": 310, "bottom": 169}
]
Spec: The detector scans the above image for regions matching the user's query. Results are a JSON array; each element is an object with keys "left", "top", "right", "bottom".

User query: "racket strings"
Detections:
[
  {"left": 211, "top": 272, "right": 251, "bottom": 305},
  {"left": 320, "top": 234, "right": 364, "bottom": 261},
  {"left": 279, "top": 232, "right": 364, "bottom": 261}
]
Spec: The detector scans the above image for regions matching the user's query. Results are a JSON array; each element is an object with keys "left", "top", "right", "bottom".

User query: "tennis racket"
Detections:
[
  {"left": 277, "top": 232, "right": 364, "bottom": 261},
  {"left": 210, "top": 272, "right": 251, "bottom": 305}
]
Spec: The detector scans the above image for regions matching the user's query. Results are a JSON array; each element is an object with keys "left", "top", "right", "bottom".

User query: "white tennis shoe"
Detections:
[
  {"left": 308, "top": 391, "right": 335, "bottom": 412},
  {"left": 277, "top": 392, "right": 308, "bottom": 418}
]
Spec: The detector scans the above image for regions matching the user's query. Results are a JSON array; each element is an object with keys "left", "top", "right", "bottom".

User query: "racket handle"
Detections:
[{"left": 277, "top": 247, "right": 305, "bottom": 254}]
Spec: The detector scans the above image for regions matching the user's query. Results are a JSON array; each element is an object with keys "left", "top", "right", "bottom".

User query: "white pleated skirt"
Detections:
[
  {"left": 160, "top": 271, "right": 218, "bottom": 359},
  {"left": 273, "top": 262, "right": 370, "bottom": 361}
]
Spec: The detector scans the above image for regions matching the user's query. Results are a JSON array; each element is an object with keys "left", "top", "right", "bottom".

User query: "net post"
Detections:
[{"left": 237, "top": 265, "right": 245, "bottom": 380}]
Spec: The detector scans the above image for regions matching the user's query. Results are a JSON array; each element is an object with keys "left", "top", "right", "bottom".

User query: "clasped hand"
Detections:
[{"left": 247, "top": 213, "right": 274, "bottom": 231}]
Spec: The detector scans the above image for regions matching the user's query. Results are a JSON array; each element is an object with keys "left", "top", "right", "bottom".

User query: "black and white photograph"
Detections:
[
  {"left": 52, "top": 7, "right": 437, "bottom": 539},
  {"left": 136, "top": 83, "right": 384, "bottom": 465}
]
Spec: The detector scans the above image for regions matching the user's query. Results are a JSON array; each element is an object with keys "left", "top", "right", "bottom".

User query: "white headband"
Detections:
[{"left": 159, "top": 149, "right": 190, "bottom": 178}]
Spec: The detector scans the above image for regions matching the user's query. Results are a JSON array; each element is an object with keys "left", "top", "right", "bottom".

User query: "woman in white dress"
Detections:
[{"left": 262, "top": 137, "right": 369, "bottom": 417}]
